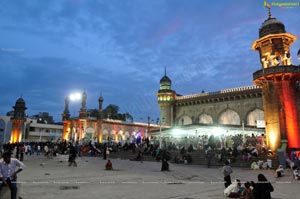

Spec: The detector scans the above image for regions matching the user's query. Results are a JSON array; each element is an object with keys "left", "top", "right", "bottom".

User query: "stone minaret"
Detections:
[
  {"left": 156, "top": 68, "right": 176, "bottom": 126},
  {"left": 79, "top": 90, "right": 88, "bottom": 118},
  {"left": 252, "top": 7, "right": 299, "bottom": 151},
  {"left": 10, "top": 97, "right": 27, "bottom": 143},
  {"left": 98, "top": 94, "right": 104, "bottom": 119},
  {"left": 62, "top": 96, "right": 71, "bottom": 120}
]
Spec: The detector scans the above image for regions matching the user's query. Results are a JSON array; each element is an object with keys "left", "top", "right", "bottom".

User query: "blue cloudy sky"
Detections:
[{"left": 0, "top": 0, "right": 299, "bottom": 123}]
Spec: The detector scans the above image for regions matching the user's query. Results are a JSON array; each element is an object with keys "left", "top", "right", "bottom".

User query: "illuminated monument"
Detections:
[
  {"left": 61, "top": 92, "right": 159, "bottom": 143},
  {"left": 156, "top": 8, "right": 299, "bottom": 152},
  {"left": 157, "top": 68, "right": 176, "bottom": 126},
  {"left": 252, "top": 7, "right": 300, "bottom": 151},
  {"left": 10, "top": 98, "right": 27, "bottom": 143}
]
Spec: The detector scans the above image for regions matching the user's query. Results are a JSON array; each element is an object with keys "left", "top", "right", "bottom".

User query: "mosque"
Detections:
[
  {"left": 2, "top": 8, "right": 300, "bottom": 154},
  {"left": 156, "top": 8, "right": 300, "bottom": 152}
]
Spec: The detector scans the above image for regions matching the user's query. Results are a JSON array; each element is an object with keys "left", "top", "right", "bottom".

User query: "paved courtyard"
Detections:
[{"left": 9, "top": 155, "right": 300, "bottom": 199}]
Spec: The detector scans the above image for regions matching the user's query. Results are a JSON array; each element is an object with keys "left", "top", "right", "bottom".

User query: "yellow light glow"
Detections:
[{"left": 268, "top": 130, "right": 279, "bottom": 151}]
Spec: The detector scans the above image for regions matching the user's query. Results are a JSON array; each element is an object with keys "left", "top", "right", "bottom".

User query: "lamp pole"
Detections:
[
  {"left": 146, "top": 116, "right": 150, "bottom": 139},
  {"left": 159, "top": 121, "right": 162, "bottom": 149},
  {"left": 159, "top": 117, "right": 165, "bottom": 149}
]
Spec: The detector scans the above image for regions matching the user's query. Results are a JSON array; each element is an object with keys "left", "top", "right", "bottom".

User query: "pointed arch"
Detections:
[
  {"left": 199, "top": 113, "right": 213, "bottom": 124},
  {"left": 218, "top": 109, "right": 240, "bottom": 125},
  {"left": 247, "top": 108, "right": 264, "bottom": 126},
  {"left": 177, "top": 115, "right": 192, "bottom": 125}
]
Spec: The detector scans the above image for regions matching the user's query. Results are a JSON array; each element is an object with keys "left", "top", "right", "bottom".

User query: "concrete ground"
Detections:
[{"left": 9, "top": 155, "right": 300, "bottom": 199}]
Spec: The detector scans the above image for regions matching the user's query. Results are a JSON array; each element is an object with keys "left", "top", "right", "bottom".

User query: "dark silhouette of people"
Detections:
[
  {"left": 68, "top": 144, "right": 77, "bottom": 167},
  {"left": 161, "top": 150, "right": 170, "bottom": 171},
  {"left": 252, "top": 173, "right": 274, "bottom": 199},
  {"left": 102, "top": 143, "right": 107, "bottom": 160}
]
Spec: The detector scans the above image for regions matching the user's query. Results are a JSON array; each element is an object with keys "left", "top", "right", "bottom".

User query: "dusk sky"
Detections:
[{"left": 0, "top": 0, "right": 299, "bottom": 123}]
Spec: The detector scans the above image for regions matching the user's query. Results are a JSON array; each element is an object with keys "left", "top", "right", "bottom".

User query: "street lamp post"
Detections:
[
  {"left": 159, "top": 117, "right": 165, "bottom": 149},
  {"left": 145, "top": 116, "right": 150, "bottom": 139}
]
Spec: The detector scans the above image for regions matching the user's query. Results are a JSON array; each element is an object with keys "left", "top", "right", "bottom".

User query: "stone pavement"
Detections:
[{"left": 9, "top": 155, "right": 300, "bottom": 199}]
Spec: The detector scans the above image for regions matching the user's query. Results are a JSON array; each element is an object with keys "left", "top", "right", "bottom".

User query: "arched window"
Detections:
[
  {"left": 247, "top": 108, "right": 264, "bottom": 126},
  {"left": 218, "top": 109, "right": 240, "bottom": 125},
  {"left": 177, "top": 115, "right": 192, "bottom": 125},
  {"left": 199, "top": 114, "right": 213, "bottom": 124}
]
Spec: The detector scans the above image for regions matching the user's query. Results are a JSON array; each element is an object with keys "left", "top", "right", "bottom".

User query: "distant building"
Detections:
[
  {"left": 61, "top": 92, "right": 159, "bottom": 143},
  {"left": 31, "top": 112, "right": 55, "bottom": 124},
  {"left": 0, "top": 98, "right": 62, "bottom": 143},
  {"left": 24, "top": 118, "right": 63, "bottom": 141}
]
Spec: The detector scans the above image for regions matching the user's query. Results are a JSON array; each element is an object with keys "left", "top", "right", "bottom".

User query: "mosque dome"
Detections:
[
  {"left": 14, "top": 97, "right": 26, "bottom": 109},
  {"left": 259, "top": 17, "right": 286, "bottom": 38},
  {"left": 12, "top": 97, "right": 27, "bottom": 119},
  {"left": 160, "top": 75, "right": 171, "bottom": 84}
]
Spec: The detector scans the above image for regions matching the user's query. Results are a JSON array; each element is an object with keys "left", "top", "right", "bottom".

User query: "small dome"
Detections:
[
  {"left": 259, "top": 17, "right": 286, "bottom": 38},
  {"left": 15, "top": 98, "right": 26, "bottom": 108},
  {"left": 160, "top": 75, "right": 171, "bottom": 84}
]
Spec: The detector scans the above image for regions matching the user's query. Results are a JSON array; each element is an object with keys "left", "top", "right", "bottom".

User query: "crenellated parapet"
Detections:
[{"left": 176, "top": 86, "right": 262, "bottom": 107}]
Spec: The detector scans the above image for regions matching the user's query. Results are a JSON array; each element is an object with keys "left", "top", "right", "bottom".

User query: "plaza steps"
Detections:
[{"left": 105, "top": 149, "right": 279, "bottom": 169}]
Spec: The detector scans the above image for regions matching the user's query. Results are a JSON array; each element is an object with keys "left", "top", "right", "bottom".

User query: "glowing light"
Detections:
[
  {"left": 268, "top": 131, "right": 278, "bottom": 150},
  {"left": 69, "top": 92, "right": 81, "bottom": 101}
]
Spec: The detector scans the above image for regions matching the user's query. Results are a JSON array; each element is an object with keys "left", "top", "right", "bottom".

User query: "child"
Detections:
[
  {"left": 293, "top": 166, "right": 300, "bottom": 180},
  {"left": 222, "top": 160, "right": 233, "bottom": 188},
  {"left": 223, "top": 179, "right": 242, "bottom": 198},
  {"left": 240, "top": 181, "right": 254, "bottom": 199},
  {"left": 105, "top": 160, "right": 113, "bottom": 170},
  {"left": 276, "top": 165, "right": 284, "bottom": 177}
]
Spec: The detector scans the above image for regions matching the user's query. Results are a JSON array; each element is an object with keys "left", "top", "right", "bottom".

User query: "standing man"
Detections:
[
  {"left": 0, "top": 151, "right": 25, "bottom": 199},
  {"left": 222, "top": 160, "right": 233, "bottom": 188},
  {"left": 205, "top": 146, "right": 213, "bottom": 168}
]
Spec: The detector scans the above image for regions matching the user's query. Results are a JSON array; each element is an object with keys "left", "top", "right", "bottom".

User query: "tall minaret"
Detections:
[
  {"left": 252, "top": 5, "right": 299, "bottom": 151},
  {"left": 98, "top": 94, "right": 104, "bottom": 119},
  {"left": 79, "top": 90, "right": 88, "bottom": 118},
  {"left": 10, "top": 97, "right": 27, "bottom": 143},
  {"left": 62, "top": 96, "right": 71, "bottom": 140},
  {"left": 62, "top": 96, "right": 71, "bottom": 120},
  {"left": 156, "top": 68, "right": 176, "bottom": 126}
]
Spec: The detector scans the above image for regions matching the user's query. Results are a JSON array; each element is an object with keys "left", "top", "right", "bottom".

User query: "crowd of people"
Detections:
[
  {"left": 1, "top": 134, "right": 300, "bottom": 199},
  {"left": 222, "top": 159, "right": 274, "bottom": 199}
]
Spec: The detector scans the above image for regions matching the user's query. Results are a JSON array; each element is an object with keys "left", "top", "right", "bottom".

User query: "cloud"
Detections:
[{"left": 0, "top": 0, "right": 299, "bottom": 122}]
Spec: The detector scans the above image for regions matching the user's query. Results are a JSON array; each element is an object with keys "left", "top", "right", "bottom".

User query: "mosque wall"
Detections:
[{"left": 174, "top": 96, "right": 263, "bottom": 127}]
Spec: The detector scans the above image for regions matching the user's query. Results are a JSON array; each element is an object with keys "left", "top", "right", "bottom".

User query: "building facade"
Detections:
[
  {"left": 157, "top": 9, "right": 300, "bottom": 152},
  {"left": 0, "top": 98, "right": 63, "bottom": 144},
  {"left": 61, "top": 92, "right": 160, "bottom": 143}
]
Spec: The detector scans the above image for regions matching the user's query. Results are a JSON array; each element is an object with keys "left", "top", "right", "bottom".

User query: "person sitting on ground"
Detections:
[
  {"left": 184, "top": 153, "right": 192, "bottom": 164},
  {"left": 261, "top": 161, "right": 268, "bottom": 169},
  {"left": 251, "top": 147, "right": 258, "bottom": 158},
  {"left": 130, "top": 150, "right": 143, "bottom": 162},
  {"left": 223, "top": 179, "right": 242, "bottom": 198},
  {"left": 251, "top": 161, "right": 259, "bottom": 170},
  {"left": 240, "top": 181, "right": 254, "bottom": 199},
  {"left": 105, "top": 160, "right": 113, "bottom": 170},
  {"left": 174, "top": 154, "right": 184, "bottom": 164},
  {"left": 293, "top": 165, "right": 300, "bottom": 180},
  {"left": 252, "top": 173, "right": 274, "bottom": 199},
  {"left": 276, "top": 165, "right": 284, "bottom": 177}
]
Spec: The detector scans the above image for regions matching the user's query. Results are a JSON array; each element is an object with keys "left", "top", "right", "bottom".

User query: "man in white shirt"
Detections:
[{"left": 0, "top": 151, "right": 25, "bottom": 199}]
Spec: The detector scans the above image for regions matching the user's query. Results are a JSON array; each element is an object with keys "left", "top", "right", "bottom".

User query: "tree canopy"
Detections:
[{"left": 87, "top": 104, "right": 133, "bottom": 122}]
